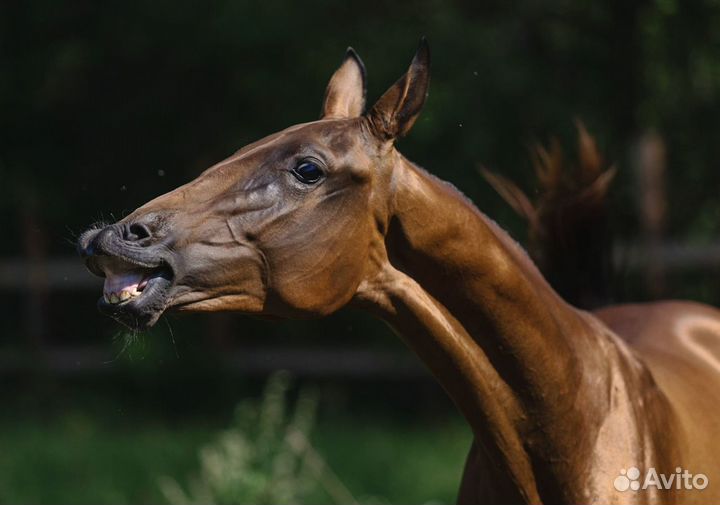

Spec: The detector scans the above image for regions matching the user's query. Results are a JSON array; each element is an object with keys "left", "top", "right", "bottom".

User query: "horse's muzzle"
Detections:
[{"left": 77, "top": 223, "right": 177, "bottom": 330}]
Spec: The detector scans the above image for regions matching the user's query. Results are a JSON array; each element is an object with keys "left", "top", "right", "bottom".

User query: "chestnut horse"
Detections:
[{"left": 78, "top": 41, "right": 720, "bottom": 504}]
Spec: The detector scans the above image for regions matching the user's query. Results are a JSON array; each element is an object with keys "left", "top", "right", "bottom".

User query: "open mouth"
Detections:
[
  {"left": 99, "top": 257, "right": 161, "bottom": 304},
  {"left": 90, "top": 255, "right": 174, "bottom": 329}
]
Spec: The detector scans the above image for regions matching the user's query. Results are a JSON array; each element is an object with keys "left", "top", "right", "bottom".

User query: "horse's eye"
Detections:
[{"left": 292, "top": 161, "right": 324, "bottom": 184}]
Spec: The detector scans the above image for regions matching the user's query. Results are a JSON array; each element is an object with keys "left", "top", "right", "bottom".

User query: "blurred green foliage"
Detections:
[
  {"left": 0, "top": 414, "right": 210, "bottom": 504},
  {"left": 159, "top": 372, "right": 338, "bottom": 505},
  {"left": 0, "top": 389, "right": 469, "bottom": 504},
  {"left": 158, "top": 372, "right": 470, "bottom": 505}
]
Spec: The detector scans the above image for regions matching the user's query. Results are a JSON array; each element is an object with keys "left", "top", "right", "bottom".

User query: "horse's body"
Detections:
[
  {"left": 78, "top": 41, "right": 720, "bottom": 504},
  {"left": 598, "top": 301, "right": 720, "bottom": 499},
  {"left": 362, "top": 156, "right": 720, "bottom": 504}
]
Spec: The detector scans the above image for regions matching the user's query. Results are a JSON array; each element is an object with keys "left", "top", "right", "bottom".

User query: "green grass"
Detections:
[
  {"left": 314, "top": 418, "right": 469, "bottom": 504},
  {"left": 0, "top": 413, "right": 470, "bottom": 504},
  {"left": 0, "top": 413, "right": 211, "bottom": 504}
]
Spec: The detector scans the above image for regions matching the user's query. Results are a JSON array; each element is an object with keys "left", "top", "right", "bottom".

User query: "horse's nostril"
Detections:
[{"left": 124, "top": 222, "right": 152, "bottom": 242}]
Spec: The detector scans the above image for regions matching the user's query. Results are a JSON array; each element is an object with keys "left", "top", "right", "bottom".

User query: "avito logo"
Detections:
[{"left": 614, "top": 467, "right": 708, "bottom": 492}]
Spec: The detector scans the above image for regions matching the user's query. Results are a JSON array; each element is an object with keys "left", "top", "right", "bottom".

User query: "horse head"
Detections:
[{"left": 78, "top": 41, "right": 430, "bottom": 329}]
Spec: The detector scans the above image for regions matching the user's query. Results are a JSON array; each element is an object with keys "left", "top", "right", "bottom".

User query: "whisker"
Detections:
[{"left": 163, "top": 315, "right": 180, "bottom": 358}]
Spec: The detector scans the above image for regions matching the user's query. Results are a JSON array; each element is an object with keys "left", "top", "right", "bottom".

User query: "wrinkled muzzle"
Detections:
[{"left": 78, "top": 221, "right": 177, "bottom": 329}]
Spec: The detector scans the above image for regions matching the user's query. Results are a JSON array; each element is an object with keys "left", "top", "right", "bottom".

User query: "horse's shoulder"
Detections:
[{"left": 593, "top": 301, "right": 720, "bottom": 483}]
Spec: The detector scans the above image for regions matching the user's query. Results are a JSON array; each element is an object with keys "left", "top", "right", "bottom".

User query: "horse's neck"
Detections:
[
  {"left": 354, "top": 260, "right": 542, "bottom": 502},
  {"left": 385, "top": 157, "right": 603, "bottom": 421},
  {"left": 356, "top": 155, "right": 642, "bottom": 503}
]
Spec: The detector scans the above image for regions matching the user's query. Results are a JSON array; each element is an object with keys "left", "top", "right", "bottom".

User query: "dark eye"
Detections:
[{"left": 292, "top": 161, "right": 324, "bottom": 184}]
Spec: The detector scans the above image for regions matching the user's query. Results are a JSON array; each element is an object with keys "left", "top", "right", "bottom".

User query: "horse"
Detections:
[{"left": 78, "top": 40, "right": 720, "bottom": 504}]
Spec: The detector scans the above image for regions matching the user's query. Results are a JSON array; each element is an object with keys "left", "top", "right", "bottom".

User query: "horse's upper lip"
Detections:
[
  {"left": 81, "top": 228, "right": 175, "bottom": 279},
  {"left": 85, "top": 248, "right": 169, "bottom": 278}
]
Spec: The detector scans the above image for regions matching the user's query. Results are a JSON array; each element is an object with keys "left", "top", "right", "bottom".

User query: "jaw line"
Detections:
[{"left": 170, "top": 292, "right": 265, "bottom": 313}]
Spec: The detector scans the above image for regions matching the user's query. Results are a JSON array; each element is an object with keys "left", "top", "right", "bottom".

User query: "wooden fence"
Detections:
[{"left": 1, "top": 243, "right": 718, "bottom": 376}]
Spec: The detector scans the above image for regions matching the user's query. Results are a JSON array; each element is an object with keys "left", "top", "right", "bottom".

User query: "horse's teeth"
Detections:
[{"left": 104, "top": 289, "right": 142, "bottom": 304}]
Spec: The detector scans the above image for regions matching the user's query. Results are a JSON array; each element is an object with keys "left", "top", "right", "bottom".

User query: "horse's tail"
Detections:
[{"left": 480, "top": 121, "right": 616, "bottom": 309}]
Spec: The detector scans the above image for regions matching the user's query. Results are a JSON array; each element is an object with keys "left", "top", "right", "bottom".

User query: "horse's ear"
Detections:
[
  {"left": 366, "top": 38, "right": 430, "bottom": 140},
  {"left": 320, "top": 48, "right": 367, "bottom": 119}
]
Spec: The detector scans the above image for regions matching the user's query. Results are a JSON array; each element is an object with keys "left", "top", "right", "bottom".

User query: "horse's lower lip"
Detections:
[{"left": 97, "top": 267, "right": 174, "bottom": 330}]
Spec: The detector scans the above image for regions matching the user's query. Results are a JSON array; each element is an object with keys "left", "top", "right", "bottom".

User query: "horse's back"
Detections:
[{"left": 594, "top": 300, "right": 720, "bottom": 502}]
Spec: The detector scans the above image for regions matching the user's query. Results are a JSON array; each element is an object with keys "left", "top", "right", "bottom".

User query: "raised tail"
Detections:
[{"left": 480, "top": 122, "right": 616, "bottom": 309}]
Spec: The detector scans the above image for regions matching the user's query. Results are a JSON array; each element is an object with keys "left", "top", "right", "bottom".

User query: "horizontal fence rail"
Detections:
[
  {"left": 615, "top": 242, "right": 720, "bottom": 270},
  {"left": 0, "top": 257, "right": 101, "bottom": 289},
  {"left": 0, "top": 346, "right": 424, "bottom": 377},
  {"left": 1, "top": 245, "right": 718, "bottom": 376},
  {"left": 2, "top": 244, "right": 720, "bottom": 290}
]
